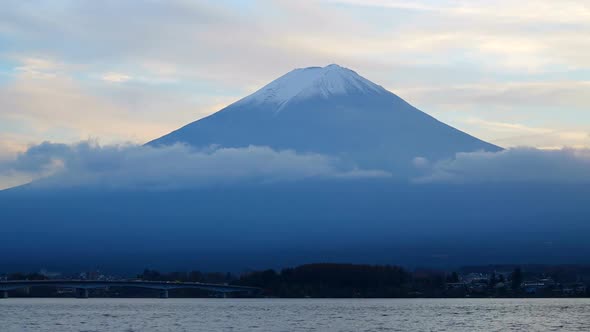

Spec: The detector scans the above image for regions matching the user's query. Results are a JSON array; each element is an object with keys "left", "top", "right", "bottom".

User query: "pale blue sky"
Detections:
[{"left": 1, "top": 0, "right": 589, "bottom": 161}]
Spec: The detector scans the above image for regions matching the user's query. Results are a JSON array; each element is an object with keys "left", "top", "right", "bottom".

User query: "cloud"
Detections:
[
  {"left": 456, "top": 118, "right": 590, "bottom": 149},
  {"left": 0, "top": 70, "right": 172, "bottom": 142},
  {"left": 397, "top": 82, "right": 590, "bottom": 148},
  {"left": 100, "top": 72, "right": 132, "bottom": 83},
  {"left": 0, "top": 56, "right": 225, "bottom": 152},
  {"left": 7, "top": 0, "right": 586, "bottom": 83},
  {"left": 464, "top": 118, "right": 551, "bottom": 134},
  {"left": 3, "top": 142, "right": 590, "bottom": 191},
  {"left": 328, "top": 0, "right": 590, "bottom": 25},
  {"left": 3, "top": 0, "right": 590, "bottom": 80},
  {"left": 416, "top": 147, "right": 590, "bottom": 184},
  {"left": 326, "top": 0, "right": 441, "bottom": 12},
  {"left": 0, "top": 141, "right": 390, "bottom": 190},
  {"left": 13, "top": 57, "right": 66, "bottom": 78},
  {"left": 398, "top": 81, "right": 590, "bottom": 109}
]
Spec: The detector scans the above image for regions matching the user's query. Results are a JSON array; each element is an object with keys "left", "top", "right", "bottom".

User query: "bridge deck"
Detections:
[{"left": 0, "top": 280, "right": 259, "bottom": 294}]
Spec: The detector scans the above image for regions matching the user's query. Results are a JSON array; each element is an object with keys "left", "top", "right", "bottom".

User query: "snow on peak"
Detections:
[{"left": 237, "top": 64, "right": 387, "bottom": 108}]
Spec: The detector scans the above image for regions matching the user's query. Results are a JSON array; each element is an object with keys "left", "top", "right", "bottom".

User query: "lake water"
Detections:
[{"left": 1, "top": 298, "right": 589, "bottom": 331}]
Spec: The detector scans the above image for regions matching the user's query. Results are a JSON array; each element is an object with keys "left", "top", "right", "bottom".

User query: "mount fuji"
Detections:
[
  {"left": 3, "top": 65, "right": 590, "bottom": 273},
  {"left": 149, "top": 64, "right": 500, "bottom": 173}
]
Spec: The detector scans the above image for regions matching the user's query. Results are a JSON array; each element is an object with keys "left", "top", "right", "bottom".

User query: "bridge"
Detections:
[{"left": 0, "top": 280, "right": 260, "bottom": 298}]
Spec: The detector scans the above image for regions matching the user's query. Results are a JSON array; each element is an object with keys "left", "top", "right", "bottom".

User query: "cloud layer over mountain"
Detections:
[
  {"left": 2, "top": 141, "right": 590, "bottom": 191},
  {"left": 0, "top": 141, "right": 390, "bottom": 190},
  {"left": 416, "top": 147, "right": 590, "bottom": 184}
]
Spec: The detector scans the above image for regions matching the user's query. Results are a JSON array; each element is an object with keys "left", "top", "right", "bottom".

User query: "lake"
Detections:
[{"left": 1, "top": 298, "right": 589, "bottom": 331}]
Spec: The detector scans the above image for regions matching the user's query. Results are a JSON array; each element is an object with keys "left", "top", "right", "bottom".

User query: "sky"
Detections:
[{"left": 1, "top": 0, "right": 590, "bottom": 189}]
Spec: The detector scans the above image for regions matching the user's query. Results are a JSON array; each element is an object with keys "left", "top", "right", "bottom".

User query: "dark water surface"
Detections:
[{"left": 1, "top": 298, "right": 589, "bottom": 331}]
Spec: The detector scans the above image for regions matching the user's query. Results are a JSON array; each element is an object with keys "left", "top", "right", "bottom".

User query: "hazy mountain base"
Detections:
[{"left": 2, "top": 180, "right": 589, "bottom": 273}]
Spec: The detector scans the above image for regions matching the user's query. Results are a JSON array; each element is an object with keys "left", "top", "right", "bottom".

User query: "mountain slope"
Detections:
[{"left": 148, "top": 64, "right": 501, "bottom": 172}]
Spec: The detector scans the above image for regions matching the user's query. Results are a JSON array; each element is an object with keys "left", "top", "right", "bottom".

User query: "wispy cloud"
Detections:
[
  {"left": 464, "top": 118, "right": 552, "bottom": 135},
  {"left": 100, "top": 72, "right": 132, "bottom": 83},
  {"left": 456, "top": 118, "right": 590, "bottom": 149},
  {"left": 327, "top": 0, "right": 590, "bottom": 25},
  {"left": 398, "top": 81, "right": 590, "bottom": 109},
  {"left": 0, "top": 55, "right": 234, "bottom": 157},
  {"left": 0, "top": 66, "right": 173, "bottom": 142},
  {"left": 326, "top": 0, "right": 441, "bottom": 12}
]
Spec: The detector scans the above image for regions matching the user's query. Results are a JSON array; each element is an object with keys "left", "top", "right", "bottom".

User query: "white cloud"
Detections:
[
  {"left": 415, "top": 147, "right": 590, "bottom": 184},
  {"left": 4, "top": 142, "right": 590, "bottom": 190},
  {"left": 100, "top": 72, "right": 132, "bottom": 83},
  {"left": 0, "top": 141, "right": 390, "bottom": 190},
  {"left": 11, "top": 57, "right": 68, "bottom": 79},
  {"left": 412, "top": 156, "right": 429, "bottom": 169}
]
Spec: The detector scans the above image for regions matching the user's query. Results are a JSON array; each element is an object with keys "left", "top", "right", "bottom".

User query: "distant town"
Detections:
[{"left": 2, "top": 264, "right": 590, "bottom": 298}]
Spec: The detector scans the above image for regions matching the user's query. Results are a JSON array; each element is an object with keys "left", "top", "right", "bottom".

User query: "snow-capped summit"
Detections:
[
  {"left": 149, "top": 65, "right": 501, "bottom": 173},
  {"left": 237, "top": 64, "right": 387, "bottom": 110}
]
